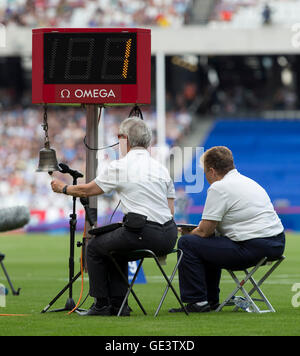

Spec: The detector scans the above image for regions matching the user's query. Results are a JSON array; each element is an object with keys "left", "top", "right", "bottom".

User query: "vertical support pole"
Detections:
[
  {"left": 85, "top": 104, "right": 99, "bottom": 232},
  {"left": 156, "top": 51, "right": 166, "bottom": 148}
]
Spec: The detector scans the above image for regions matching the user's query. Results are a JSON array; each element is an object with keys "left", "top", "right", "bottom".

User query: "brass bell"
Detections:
[
  {"left": 36, "top": 104, "right": 60, "bottom": 174},
  {"left": 36, "top": 143, "right": 60, "bottom": 174}
]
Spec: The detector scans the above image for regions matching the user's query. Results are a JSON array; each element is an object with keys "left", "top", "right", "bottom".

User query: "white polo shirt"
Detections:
[
  {"left": 94, "top": 149, "right": 175, "bottom": 224},
  {"left": 202, "top": 169, "right": 284, "bottom": 241}
]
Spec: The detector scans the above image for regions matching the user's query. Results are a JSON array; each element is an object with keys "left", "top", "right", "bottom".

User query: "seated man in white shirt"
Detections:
[
  {"left": 169, "top": 146, "right": 285, "bottom": 313},
  {"left": 51, "top": 117, "right": 177, "bottom": 316}
]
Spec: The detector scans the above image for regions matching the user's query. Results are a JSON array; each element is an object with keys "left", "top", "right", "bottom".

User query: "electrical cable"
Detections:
[
  {"left": 128, "top": 105, "right": 144, "bottom": 119},
  {"left": 83, "top": 136, "right": 119, "bottom": 151},
  {"left": 110, "top": 200, "right": 121, "bottom": 223},
  {"left": 83, "top": 104, "right": 143, "bottom": 151},
  {"left": 83, "top": 105, "right": 119, "bottom": 151},
  {"left": 76, "top": 291, "right": 90, "bottom": 310}
]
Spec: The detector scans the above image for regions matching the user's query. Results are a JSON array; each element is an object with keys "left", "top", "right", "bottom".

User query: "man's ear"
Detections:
[{"left": 206, "top": 166, "right": 213, "bottom": 175}]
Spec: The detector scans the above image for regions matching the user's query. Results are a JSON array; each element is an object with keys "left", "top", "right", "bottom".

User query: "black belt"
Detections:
[
  {"left": 123, "top": 214, "right": 174, "bottom": 228},
  {"left": 145, "top": 219, "right": 175, "bottom": 228}
]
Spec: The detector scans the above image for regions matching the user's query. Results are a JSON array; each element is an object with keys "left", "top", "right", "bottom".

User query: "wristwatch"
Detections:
[{"left": 62, "top": 185, "right": 68, "bottom": 195}]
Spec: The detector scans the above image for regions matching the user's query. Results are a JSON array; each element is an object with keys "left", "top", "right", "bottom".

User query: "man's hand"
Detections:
[
  {"left": 191, "top": 220, "right": 218, "bottom": 238},
  {"left": 51, "top": 179, "right": 66, "bottom": 194},
  {"left": 178, "top": 227, "right": 194, "bottom": 235}
]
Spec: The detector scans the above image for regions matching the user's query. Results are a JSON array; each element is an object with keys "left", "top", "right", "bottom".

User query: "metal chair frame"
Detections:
[
  {"left": 109, "top": 248, "right": 188, "bottom": 317},
  {"left": 216, "top": 255, "right": 285, "bottom": 313}
]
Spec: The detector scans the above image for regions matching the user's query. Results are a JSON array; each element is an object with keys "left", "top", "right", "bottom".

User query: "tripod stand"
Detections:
[
  {"left": 0, "top": 252, "right": 21, "bottom": 296},
  {"left": 41, "top": 165, "right": 86, "bottom": 313}
]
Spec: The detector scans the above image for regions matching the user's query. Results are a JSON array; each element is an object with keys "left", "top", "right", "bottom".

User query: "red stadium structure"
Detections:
[{"left": 32, "top": 27, "right": 151, "bottom": 105}]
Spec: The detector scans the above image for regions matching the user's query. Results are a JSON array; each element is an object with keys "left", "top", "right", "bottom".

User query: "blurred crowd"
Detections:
[
  {"left": 210, "top": 0, "right": 299, "bottom": 27},
  {"left": 212, "top": 0, "right": 267, "bottom": 23},
  {"left": 0, "top": 104, "right": 192, "bottom": 220},
  {"left": 0, "top": 0, "right": 297, "bottom": 32},
  {"left": 210, "top": 85, "right": 298, "bottom": 115},
  {"left": 0, "top": 0, "right": 191, "bottom": 28}
]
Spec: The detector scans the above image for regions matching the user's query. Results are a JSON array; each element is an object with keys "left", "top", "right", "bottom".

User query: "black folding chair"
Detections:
[
  {"left": 109, "top": 248, "right": 188, "bottom": 317},
  {"left": 0, "top": 252, "right": 21, "bottom": 296},
  {"left": 216, "top": 255, "right": 285, "bottom": 313}
]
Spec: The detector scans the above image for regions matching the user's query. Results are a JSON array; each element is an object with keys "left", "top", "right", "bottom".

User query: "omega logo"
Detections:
[
  {"left": 60, "top": 88, "right": 116, "bottom": 99},
  {"left": 60, "top": 89, "right": 71, "bottom": 98}
]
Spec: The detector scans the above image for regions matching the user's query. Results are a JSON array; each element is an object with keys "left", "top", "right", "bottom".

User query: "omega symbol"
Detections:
[{"left": 60, "top": 89, "right": 71, "bottom": 98}]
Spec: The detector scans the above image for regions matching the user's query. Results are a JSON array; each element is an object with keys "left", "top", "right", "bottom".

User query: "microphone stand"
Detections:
[{"left": 41, "top": 165, "right": 86, "bottom": 314}]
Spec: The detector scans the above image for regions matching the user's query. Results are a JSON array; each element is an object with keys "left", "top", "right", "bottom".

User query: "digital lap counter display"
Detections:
[
  {"left": 32, "top": 28, "right": 151, "bottom": 105},
  {"left": 44, "top": 33, "right": 137, "bottom": 84}
]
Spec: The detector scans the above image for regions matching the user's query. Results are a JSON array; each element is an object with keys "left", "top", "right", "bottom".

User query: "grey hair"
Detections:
[{"left": 119, "top": 116, "right": 152, "bottom": 148}]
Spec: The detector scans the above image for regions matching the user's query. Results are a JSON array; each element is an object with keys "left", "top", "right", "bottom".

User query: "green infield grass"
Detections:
[{"left": 0, "top": 232, "right": 299, "bottom": 336}]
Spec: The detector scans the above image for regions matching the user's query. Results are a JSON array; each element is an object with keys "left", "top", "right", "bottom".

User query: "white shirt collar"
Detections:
[
  {"left": 127, "top": 148, "right": 149, "bottom": 156},
  {"left": 223, "top": 168, "right": 238, "bottom": 179}
]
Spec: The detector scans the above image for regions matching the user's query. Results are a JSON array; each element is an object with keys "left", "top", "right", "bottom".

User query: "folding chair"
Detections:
[
  {"left": 0, "top": 252, "right": 21, "bottom": 296},
  {"left": 109, "top": 248, "right": 188, "bottom": 317},
  {"left": 215, "top": 255, "right": 285, "bottom": 313}
]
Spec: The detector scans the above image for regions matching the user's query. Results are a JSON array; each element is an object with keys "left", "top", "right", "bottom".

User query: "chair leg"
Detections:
[
  {"left": 152, "top": 250, "right": 188, "bottom": 317},
  {"left": 235, "top": 277, "right": 261, "bottom": 313},
  {"left": 245, "top": 272, "right": 275, "bottom": 312},
  {"left": 0, "top": 260, "right": 21, "bottom": 296},
  {"left": 245, "top": 257, "right": 285, "bottom": 313},
  {"left": 110, "top": 249, "right": 191, "bottom": 317},
  {"left": 109, "top": 255, "right": 147, "bottom": 316},
  {"left": 247, "top": 257, "right": 285, "bottom": 297},
  {"left": 215, "top": 257, "right": 267, "bottom": 312},
  {"left": 154, "top": 251, "right": 181, "bottom": 317},
  {"left": 228, "top": 270, "right": 261, "bottom": 313}
]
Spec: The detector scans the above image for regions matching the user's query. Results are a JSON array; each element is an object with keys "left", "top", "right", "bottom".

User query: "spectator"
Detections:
[
  {"left": 174, "top": 186, "right": 190, "bottom": 223},
  {"left": 262, "top": 3, "right": 272, "bottom": 25},
  {"left": 0, "top": 0, "right": 192, "bottom": 28}
]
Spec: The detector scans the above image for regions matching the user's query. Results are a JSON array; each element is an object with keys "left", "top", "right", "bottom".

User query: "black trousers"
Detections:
[
  {"left": 86, "top": 220, "right": 178, "bottom": 300},
  {"left": 177, "top": 232, "right": 285, "bottom": 304}
]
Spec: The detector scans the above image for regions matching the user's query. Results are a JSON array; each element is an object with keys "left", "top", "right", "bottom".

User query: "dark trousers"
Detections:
[
  {"left": 86, "top": 220, "right": 178, "bottom": 300},
  {"left": 177, "top": 232, "right": 285, "bottom": 304}
]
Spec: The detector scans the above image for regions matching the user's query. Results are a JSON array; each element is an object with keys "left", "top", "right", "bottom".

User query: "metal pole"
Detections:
[
  {"left": 156, "top": 51, "right": 166, "bottom": 148},
  {"left": 85, "top": 104, "right": 98, "bottom": 233}
]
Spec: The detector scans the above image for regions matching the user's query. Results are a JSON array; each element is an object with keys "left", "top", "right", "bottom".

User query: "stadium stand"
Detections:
[
  {"left": 0, "top": 0, "right": 299, "bottom": 232},
  {"left": 177, "top": 119, "right": 300, "bottom": 229},
  {"left": 0, "top": 0, "right": 192, "bottom": 28},
  {"left": 209, "top": 0, "right": 300, "bottom": 27},
  {"left": 1, "top": 0, "right": 298, "bottom": 29},
  {"left": 0, "top": 104, "right": 192, "bottom": 227}
]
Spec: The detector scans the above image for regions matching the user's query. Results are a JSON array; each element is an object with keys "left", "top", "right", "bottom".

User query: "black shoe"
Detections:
[
  {"left": 80, "top": 304, "right": 112, "bottom": 316},
  {"left": 169, "top": 302, "right": 210, "bottom": 313},
  {"left": 111, "top": 305, "right": 131, "bottom": 317},
  {"left": 209, "top": 302, "right": 220, "bottom": 311}
]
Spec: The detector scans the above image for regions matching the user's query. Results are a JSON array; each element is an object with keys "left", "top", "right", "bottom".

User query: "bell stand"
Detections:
[
  {"left": 41, "top": 172, "right": 86, "bottom": 314},
  {"left": 41, "top": 104, "right": 99, "bottom": 313}
]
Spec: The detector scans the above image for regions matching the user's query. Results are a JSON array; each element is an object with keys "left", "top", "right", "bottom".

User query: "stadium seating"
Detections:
[
  {"left": 177, "top": 119, "right": 300, "bottom": 225},
  {"left": 0, "top": 0, "right": 192, "bottom": 28},
  {"left": 210, "top": 0, "right": 300, "bottom": 27}
]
